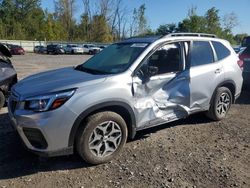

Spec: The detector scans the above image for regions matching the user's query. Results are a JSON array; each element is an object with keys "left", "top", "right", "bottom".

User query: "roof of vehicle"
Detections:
[
  {"left": 119, "top": 36, "right": 161, "bottom": 44},
  {"left": 12, "top": 45, "right": 22, "bottom": 48},
  {"left": 118, "top": 33, "right": 218, "bottom": 44}
]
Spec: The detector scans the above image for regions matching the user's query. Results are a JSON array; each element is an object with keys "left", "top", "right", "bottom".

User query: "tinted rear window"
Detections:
[
  {"left": 212, "top": 41, "right": 231, "bottom": 61},
  {"left": 242, "top": 46, "right": 250, "bottom": 55},
  {"left": 242, "top": 37, "right": 250, "bottom": 47},
  {"left": 190, "top": 41, "right": 214, "bottom": 67}
]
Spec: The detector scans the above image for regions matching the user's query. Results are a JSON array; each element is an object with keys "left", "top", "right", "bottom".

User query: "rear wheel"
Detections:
[
  {"left": 0, "top": 91, "right": 5, "bottom": 109},
  {"left": 76, "top": 111, "right": 127, "bottom": 164},
  {"left": 206, "top": 87, "right": 232, "bottom": 121}
]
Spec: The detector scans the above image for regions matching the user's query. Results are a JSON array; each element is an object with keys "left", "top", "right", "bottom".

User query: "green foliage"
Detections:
[
  {"left": 0, "top": 1, "right": 247, "bottom": 44},
  {"left": 175, "top": 7, "right": 241, "bottom": 44},
  {"left": 137, "top": 4, "right": 147, "bottom": 35},
  {"left": 234, "top": 33, "right": 248, "bottom": 45},
  {"left": 156, "top": 24, "right": 177, "bottom": 35},
  {"left": 178, "top": 15, "right": 207, "bottom": 33},
  {"left": 90, "top": 15, "right": 113, "bottom": 42},
  {"left": 205, "top": 7, "right": 221, "bottom": 34}
]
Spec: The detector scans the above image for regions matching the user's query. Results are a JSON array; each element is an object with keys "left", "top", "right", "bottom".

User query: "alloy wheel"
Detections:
[
  {"left": 88, "top": 121, "right": 122, "bottom": 158},
  {"left": 216, "top": 92, "right": 231, "bottom": 116}
]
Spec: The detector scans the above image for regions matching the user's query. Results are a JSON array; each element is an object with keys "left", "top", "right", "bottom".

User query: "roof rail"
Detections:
[{"left": 164, "top": 33, "right": 217, "bottom": 38}]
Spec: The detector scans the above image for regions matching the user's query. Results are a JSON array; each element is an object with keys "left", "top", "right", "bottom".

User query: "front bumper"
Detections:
[{"left": 8, "top": 96, "right": 78, "bottom": 157}]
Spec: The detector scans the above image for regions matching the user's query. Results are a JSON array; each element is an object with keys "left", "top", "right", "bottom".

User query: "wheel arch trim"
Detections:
[{"left": 68, "top": 101, "right": 136, "bottom": 147}]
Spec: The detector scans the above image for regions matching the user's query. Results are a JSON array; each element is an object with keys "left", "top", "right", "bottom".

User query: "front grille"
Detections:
[{"left": 23, "top": 128, "right": 48, "bottom": 149}]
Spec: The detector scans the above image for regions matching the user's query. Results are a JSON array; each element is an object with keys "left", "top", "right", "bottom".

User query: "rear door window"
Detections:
[
  {"left": 190, "top": 41, "right": 214, "bottom": 67},
  {"left": 212, "top": 41, "right": 231, "bottom": 61}
]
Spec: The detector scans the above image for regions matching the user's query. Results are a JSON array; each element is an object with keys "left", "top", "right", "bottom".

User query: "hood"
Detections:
[
  {"left": 0, "top": 44, "right": 12, "bottom": 57},
  {"left": 13, "top": 67, "right": 108, "bottom": 99}
]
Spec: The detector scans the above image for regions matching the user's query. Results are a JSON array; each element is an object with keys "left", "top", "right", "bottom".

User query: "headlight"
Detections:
[{"left": 24, "top": 89, "right": 75, "bottom": 112}]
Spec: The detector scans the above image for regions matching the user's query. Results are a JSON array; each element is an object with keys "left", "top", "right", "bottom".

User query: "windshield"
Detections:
[{"left": 78, "top": 43, "right": 148, "bottom": 74}]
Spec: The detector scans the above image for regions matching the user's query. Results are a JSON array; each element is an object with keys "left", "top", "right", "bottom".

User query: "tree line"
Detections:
[{"left": 0, "top": 0, "right": 248, "bottom": 44}]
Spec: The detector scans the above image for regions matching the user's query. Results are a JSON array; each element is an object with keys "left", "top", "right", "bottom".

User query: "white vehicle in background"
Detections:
[
  {"left": 83, "top": 44, "right": 101, "bottom": 55},
  {"left": 65, "top": 44, "right": 84, "bottom": 54}
]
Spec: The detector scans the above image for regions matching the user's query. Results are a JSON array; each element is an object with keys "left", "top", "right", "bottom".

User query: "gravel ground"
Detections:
[{"left": 0, "top": 53, "right": 249, "bottom": 188}]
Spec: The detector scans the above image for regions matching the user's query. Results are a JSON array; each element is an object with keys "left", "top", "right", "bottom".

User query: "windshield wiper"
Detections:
[{"left": 75, "top": 65, "right": 110, "bottom": 75}]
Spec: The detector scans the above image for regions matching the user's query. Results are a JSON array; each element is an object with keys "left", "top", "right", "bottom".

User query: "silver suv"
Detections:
[{"left": 8, "top": 33, "right": 243, "bottom": 164}]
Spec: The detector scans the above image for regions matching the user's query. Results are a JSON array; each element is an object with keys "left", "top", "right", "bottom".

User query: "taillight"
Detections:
[{"left": 237, "top": 60, "right": 244, "bottom": 71}]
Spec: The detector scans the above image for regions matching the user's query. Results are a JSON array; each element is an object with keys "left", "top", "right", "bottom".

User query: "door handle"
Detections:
[{"left": 215, "top": 69, "right": 221, "bottom": 74}]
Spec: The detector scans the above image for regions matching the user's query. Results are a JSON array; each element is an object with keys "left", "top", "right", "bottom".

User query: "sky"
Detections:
[{"left": 41, "top": 0, "right": 250, "bottom": 35}]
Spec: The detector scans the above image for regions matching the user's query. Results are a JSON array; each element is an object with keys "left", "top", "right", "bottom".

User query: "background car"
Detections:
[
  {"left": 83, "top": 44, "right": 101, "bottom": 54},
  {"left": 0, "top": 44, "right": 17, "bottom": 109},
  {"left": 64, "top": 44, "right": 84, "bottom": 54},
  {"left": 34, "top": 45, "right": 47, "bottom": 53},
  {"left": 233, "top": 47, "right": 240, "bottom": 54},
  {"left": 5, "top": 44, "right": 25, "bottom": 55},
  {"left": 47, "top": 44, "right": 65, "bottom": 55},
  {"left": 239, "top": 46, "right": 250, "bottom": 85}
]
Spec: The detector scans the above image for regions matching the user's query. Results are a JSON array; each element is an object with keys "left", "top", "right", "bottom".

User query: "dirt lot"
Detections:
[{"left": 0, "top": 53, "right": 249, "bottom": 188}]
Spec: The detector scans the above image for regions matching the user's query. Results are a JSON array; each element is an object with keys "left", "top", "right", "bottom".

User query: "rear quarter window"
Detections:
[{"left": 212, "top": 41, "right": 231, "bottom": 61}]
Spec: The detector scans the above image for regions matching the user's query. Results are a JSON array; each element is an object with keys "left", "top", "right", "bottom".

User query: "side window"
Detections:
[
  {"left": 212, "top": 41, "right": 231, "bottom": 61},
  {"left": 190, "top": 41, "right": 214, "bottom": 67},
  {"left": 146, "top": 42, "right": 182, "bottom": 75}
]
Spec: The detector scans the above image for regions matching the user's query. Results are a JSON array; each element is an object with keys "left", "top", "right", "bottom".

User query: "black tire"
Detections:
[
  {"left": 71, "top": 50, "right": 74, "bottom": 54},
  {"left": 76, "top": 111, "right": 128, "bottom": 165},
  {"left": 0, "top": 91, "right": 5, "bottom": 109},
  {"left": 206, "top": 87, "right": 232, "bottom": 121}
]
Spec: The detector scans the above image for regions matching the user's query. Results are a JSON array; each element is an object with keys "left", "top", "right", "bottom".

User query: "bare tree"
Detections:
[
  {"left": 129, "top": 8, "right": 138, "bottom": 37},
  {"left": 54, "top": 0, "right": 76, "bottom": 40},
  {"left": 82, "top": 0, "right": 91, "bottom": 18},
  {"left": 99, "top": 0, "right": 112, "bottom": 19},
  {"left": 223, "top": 12, "right": 238, "bottom": 31}
]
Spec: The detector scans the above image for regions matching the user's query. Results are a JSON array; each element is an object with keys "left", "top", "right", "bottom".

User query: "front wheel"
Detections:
[
  {"left": 76, "top": 111, "right": 128, "bottom": 164},
  {"left": 206, "top": 87, "right": 232, "bottom": 121}
]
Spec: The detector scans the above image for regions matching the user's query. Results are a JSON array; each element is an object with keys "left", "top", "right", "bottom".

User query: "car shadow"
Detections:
[
  {"left": 133, "top": 112, "right": 211, "bottom": 141},
  {"left": 0, "top": 88, "right": 249, "bottom": 180},
  {"left": 0, "top": 112, "right": 91, "bottom": 180}
]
